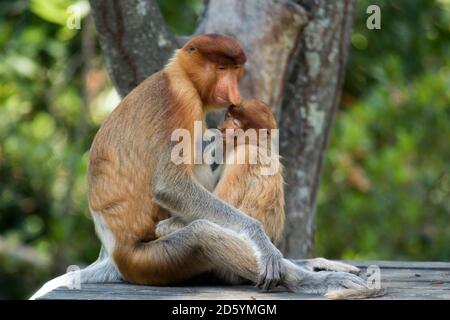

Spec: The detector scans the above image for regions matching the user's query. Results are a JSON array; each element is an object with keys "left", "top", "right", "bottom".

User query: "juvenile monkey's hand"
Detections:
[{"left": 155, "top": 217, "right": 187, "bottom": 238}]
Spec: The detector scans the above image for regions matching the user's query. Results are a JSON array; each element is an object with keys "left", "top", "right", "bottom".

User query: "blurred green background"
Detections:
[{"left": 0, "top": 0, "right": 449, "bottom": 299}]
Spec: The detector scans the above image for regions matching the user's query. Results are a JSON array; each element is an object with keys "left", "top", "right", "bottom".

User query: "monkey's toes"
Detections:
[
  {"left": 325, "top": 261, "right": 361, "bottom": 275},
  {"left": 325, "top": 272, "right": 367, "bottom": 291}
]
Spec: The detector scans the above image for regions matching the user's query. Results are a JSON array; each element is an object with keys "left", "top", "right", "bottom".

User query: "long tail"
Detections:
[{"left": 30, "top": 248, "right": 121, "bottom": 300}]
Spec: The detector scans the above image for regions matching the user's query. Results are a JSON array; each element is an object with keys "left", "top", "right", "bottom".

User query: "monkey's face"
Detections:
[
  {"left": 210, "top": 64, "right": 244, "bottom": 108},
  {"left": 218, "top": 109, "right": 244, "bottom": 141},
  {"left": 180, "top": 34, "right": 246, "bottom": 109},
  {"left": 218, "top": 100, "right": 277, "bottom": 142},
  {"left": 217, "top": 109, "right": 244, "bottom": 142}
]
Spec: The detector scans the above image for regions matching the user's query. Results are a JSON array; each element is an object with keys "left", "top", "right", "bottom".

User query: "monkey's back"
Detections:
[{"left": 87, "top": 71, "right": 171, "bottom": 245}]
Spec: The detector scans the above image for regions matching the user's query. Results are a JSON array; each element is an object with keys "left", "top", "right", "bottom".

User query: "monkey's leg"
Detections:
[
  {"left": 189, "top": 220, "right": 370, "bottom": 295},
  {"left": 153, "top": 158, "right": 284, "bottom": 290},
  {"left": 116, "top": 219, "right": 370, "bottom": 296},
  {"left": 295, "top": 258, "right": 361, "bottom": 275},
  {"left": 113, "top": 219, "right": 261, "bottom": 286},
  {"left": 154, "top": 218, "right": 269, "bottom": 286}
]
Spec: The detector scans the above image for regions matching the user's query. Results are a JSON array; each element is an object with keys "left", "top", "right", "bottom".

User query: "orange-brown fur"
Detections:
[
  {"left": 88, "top": 34, "right": 246, "bottom": 284},
  {"left": 214, "top": 100, "right": 285, "bottom": 243},
  {"left": 34, "top": 35, "right": 376, "bottom": 299}
]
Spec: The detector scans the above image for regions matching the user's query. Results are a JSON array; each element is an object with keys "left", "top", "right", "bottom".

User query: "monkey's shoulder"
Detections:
[
  {"left": 92, "top": 71, "right": 173, "bottom": 144},
  {"left": 120, "top": 71, "right": 171, "bottom": 109}
]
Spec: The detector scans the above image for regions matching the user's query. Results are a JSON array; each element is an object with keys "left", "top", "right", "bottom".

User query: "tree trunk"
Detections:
[
  {"left": 277, "top": 0, "right": 356, "bottom": 258},
  {"left": 89, "top": 0, "right": 356, "bottom": 258},
  {"left": 89, "top": 0, "right": 178, "bottom": 96}
]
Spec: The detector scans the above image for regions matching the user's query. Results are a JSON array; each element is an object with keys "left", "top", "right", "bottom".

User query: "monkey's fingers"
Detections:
[
  {"left": 322, "top": 272, "right": 368, "bottom": 292},
  {"left": 256, "top": 254, "right": 282, "bottom": 291},
  {"left": 303, "top": 258, "right": 361, "bottom": 275}
]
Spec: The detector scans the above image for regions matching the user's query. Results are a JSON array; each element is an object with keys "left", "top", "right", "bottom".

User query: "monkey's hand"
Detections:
[
  {"left": 246, "top": 222, "right": 284, "bottom": 291},
  {"left": 257, "top": 248, "right": 284, "bottom": 291},
  {"left": 155, "top": 217, "right": 187, "bottom": 238}
]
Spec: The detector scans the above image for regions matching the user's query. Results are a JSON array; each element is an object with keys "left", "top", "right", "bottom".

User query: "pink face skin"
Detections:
[{"left": 213, "top": 65, "right": 242, "bottom": 107}]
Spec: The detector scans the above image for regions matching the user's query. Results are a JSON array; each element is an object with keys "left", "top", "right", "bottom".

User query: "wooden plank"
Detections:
[
  {"left": 339, "top": 260, "right": 450, "bottom": 270},
  {"left": 42, "top": 283, "right": 450, "bottom": 300},
  {"left": 42, "top": 284, "right": 317, "bottom": 300},
  {"left": 374, "top": 288, "right": 450, "bottom": 300},
  {"left": 38, "top": 260, "right": 450, "bottom": 300},
  {"left": 382, "top": 281, "right": 450, "bottom": 289},
  {"left": 363, "top": 269, "right": 450, "bottom": 283}
]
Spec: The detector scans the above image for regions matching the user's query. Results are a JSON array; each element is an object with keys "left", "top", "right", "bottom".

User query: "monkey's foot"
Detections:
[
  {"left": 298, "top": 258, "right": 361, "bottom": 275},
  {"left": 285, "top": 269, "right": 368, "bottom": 296}
]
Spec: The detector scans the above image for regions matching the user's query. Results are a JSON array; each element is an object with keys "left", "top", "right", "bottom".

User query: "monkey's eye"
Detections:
[
  {"left": 217, "top": 65, "right": 226, "bottom": 70},
  {"left": 188, "top": 46, "right": 196, "bottom": 53},
  {"left": 233, "top": 65, "right": 240, "bottom": 69}
]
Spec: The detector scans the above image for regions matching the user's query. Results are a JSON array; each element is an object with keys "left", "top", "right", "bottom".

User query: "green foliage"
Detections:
[
  {"left": 317, "top": 0, "right": 450, "bottom": 260},
  {"left": 0, "top": 0, "right": 101, "bottom": 299},
  {"left": 0, "top": 0, "right": 448, "bottom": 299},
  {"left": 156, "top": 0, "right": 203, "bottom": 35}
]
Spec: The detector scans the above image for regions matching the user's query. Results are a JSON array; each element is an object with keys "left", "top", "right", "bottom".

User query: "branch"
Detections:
[
  {"left": 278, "top": 0, "right": 357, "bottom": 257},
  {"left": 89, "top": 0, "right": 179, "bottom": 96}
]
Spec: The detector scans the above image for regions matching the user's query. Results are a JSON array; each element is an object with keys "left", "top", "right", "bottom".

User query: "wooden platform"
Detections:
[{"left": 39, "top": 260, "right": 450, "bottom": 300}]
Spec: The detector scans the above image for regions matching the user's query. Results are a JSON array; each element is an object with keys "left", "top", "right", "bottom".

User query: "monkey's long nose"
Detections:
[{"left": 228, "top": 80, "right": 241, "bottom": 106}]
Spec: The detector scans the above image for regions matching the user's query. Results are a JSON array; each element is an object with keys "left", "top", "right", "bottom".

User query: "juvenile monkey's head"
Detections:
[
  {"left": 218, "top": 99, "right": 277, "bottom": 142},
  {"left": 177, "top": 34, "right": 246, "bottom": 109}
]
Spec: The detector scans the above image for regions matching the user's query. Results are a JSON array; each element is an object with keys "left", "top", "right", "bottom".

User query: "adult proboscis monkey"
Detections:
[{"left": 31, "top": 34, "right": 379, "bottom": 300}]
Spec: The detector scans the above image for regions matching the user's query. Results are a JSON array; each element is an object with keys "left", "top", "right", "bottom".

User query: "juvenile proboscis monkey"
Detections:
[
  {"left": 31, "top": 34, "right": 382, "bottom": 299},
  {"left": 156, "top": 99, "right": 286, "bottom": 244},
  {"left": 156, "top": 100, "right": 385, "bottom": 298}
]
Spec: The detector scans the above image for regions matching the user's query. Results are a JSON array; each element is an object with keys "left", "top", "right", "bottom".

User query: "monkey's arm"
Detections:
[
  {"left": 154, "top": 167, "right": 266, "bottom": 240},
  {"left": 152, "top": 152, "right": 283, "bottom": 289},
  {"left": 152, "top": 150, "right": 263, "bottom": 233}
]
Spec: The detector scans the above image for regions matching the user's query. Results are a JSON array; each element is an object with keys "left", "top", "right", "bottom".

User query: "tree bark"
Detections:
[
  {"left": 278, "top": 0, "right": 356, "bottom": 258},
  {"left": 89, "top": 0, "right": 178, "bottom": 97},
  {"left": 89, "top": 0, "right": 356, "bottom": 258}
]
